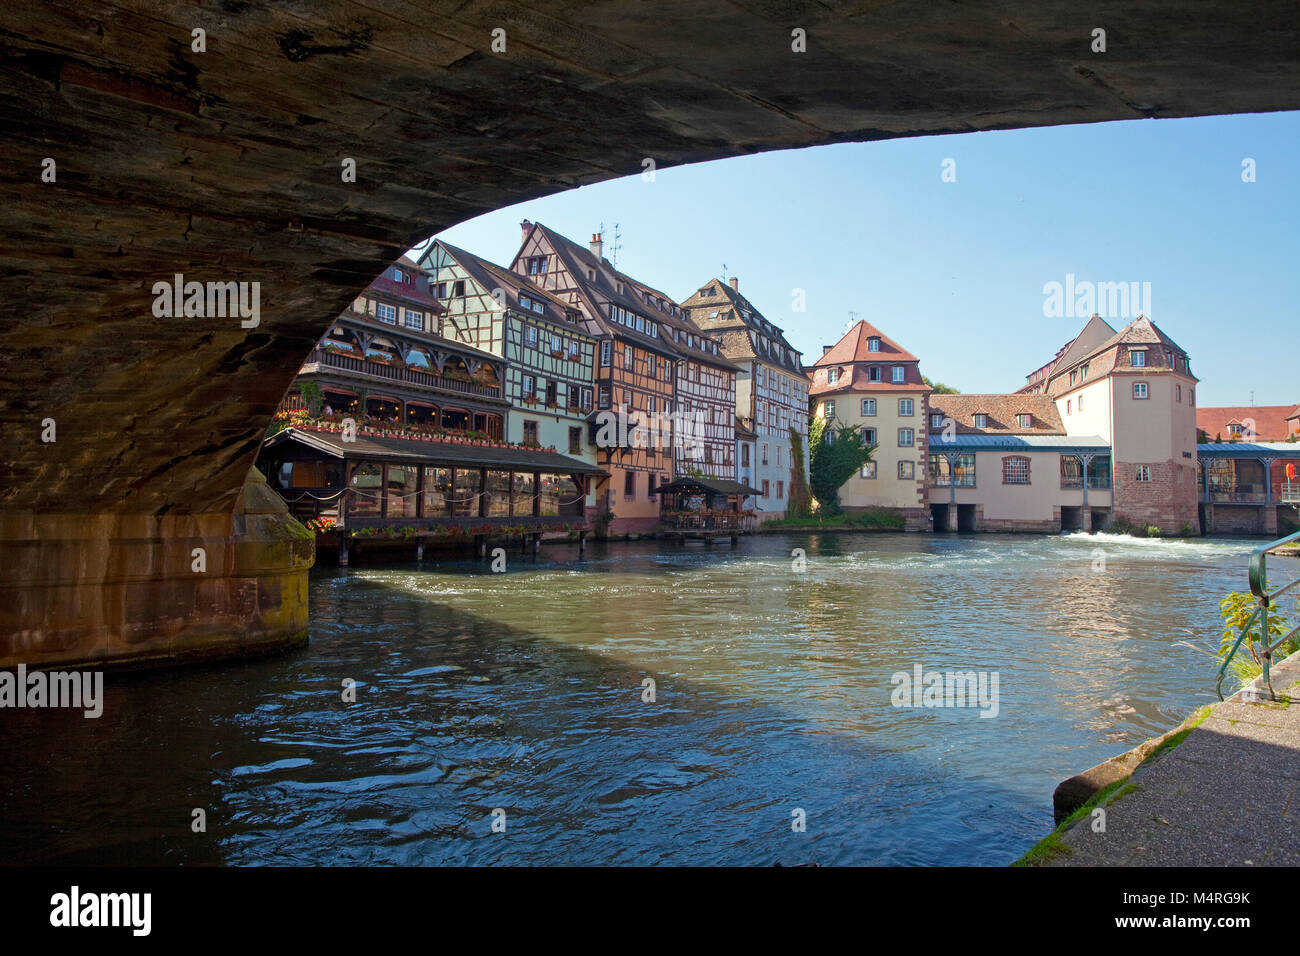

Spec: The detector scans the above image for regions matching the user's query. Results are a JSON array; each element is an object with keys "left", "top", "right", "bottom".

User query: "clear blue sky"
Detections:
[{"left": 426, "top": 110, "right": 1298, "bottom": 408}]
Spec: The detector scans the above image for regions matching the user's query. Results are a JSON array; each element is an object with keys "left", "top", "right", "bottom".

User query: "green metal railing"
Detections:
[{"left": 1216, "top": 529, "right": 1300, "bottom": 701}]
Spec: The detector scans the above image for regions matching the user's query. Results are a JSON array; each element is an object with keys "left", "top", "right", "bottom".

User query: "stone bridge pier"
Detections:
[{"left": 2, "top": 1, "right": 1298, "bottom": 668}]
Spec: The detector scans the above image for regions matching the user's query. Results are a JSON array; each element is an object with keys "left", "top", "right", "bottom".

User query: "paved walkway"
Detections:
[{"left": 1042, "top": 653, "right": 1300, "bottom": 866}]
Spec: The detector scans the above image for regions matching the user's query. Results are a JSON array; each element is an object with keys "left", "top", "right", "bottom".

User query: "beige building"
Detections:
[{"left": 809, "top": 321, "right": 930, "bottom": 530}]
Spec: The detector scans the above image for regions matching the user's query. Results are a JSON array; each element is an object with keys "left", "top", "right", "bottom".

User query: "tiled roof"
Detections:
[
  {"left": 680, "top": 278, "right": 803, "bottom": 373},
  {"left": 267, "top": 427, "right": 606, "bottom": 473},
  {"left": 1045, "top": 315, "right": 1194, "bottom": 397},
  {"left": 928, "top": 394, "right": 1065, "bottom": 435},
  {"left": 1196, "top": 405, "right": 1299, "bottom": 442},
  {"left": 813, "top": 319, "right": 918, "bottom": 365},
  {"left": 434, "top": 240, "right": 583, "bottom": 333}
]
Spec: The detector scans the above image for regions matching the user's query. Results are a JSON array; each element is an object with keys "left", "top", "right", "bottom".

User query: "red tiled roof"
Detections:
[
  {"left": 928, "top": 394, "right": 1065, "bottom": 435},
  {"left": 1197, "top": 405, "right": 1299, "bottom": 441},
  {"left": 813, "top": 319, "right": 918, "bottom": 365}
]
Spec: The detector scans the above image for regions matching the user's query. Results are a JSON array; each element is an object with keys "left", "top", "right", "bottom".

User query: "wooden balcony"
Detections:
[{"left": 305, "top": 348, "right": 502, "bottom": 398}]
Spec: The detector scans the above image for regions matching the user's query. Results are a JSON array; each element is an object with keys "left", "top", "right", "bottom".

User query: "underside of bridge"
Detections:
[{"left": 2, "top": 0, "right": 1298, "bottom": 668}]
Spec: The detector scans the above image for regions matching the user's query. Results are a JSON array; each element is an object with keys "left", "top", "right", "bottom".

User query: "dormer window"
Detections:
[
  {"left": 891, "top": 366, "right": 905, "bottom": 383},
  {"left": 392, "top": 268, "right": 404, "bottom": 282},
  {"left": 827, "top": 368, "right": 841, "bottom": 385},
  {"left": 868, "top": 337, "right": 881, "bottom": 352},
  {"left": 930, "top": 413, "right": 944, "bottom": 429},
  {"left": 1017, "top": 414, "right": 1032, "bottom": 429},
  {"left": 869, "top": 366, "right": 882, "bottom": 382},
  {"left": 1131, "top": 348, "right": 1147, "bottom": 367},
  {"left": 974, "top": 413, "right": 989, "bottom": 428}
]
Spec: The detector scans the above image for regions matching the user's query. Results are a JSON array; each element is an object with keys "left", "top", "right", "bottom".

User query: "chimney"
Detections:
[
  {"left": 590, "top": 233, "right": 603, "bottom": 260},
  {"left": 822, "top": 345, "right": 833, "bottom": 356},
  {"left": 520, "top": 220, "right": 533, "bottom": 244},
  {"left": 729, "top": 277, "right": 738, "bottom": 291}
]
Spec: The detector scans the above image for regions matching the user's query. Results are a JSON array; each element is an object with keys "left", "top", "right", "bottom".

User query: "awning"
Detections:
[
  {"left": 654, "top": 476, "right": 763, "bottom": 497},
  {"left": 263, "top": 426, "right": 607, "bottom": 474}
]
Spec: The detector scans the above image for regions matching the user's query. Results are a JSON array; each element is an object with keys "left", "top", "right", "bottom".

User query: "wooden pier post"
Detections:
[
  {"left": 338, "top": 533, "right": 349, "bottom": 567},
  {"left": 578, "top": 530, "right": 586, "bottom": 558},
  {"left": 416, "top": 537, "right": 424, "bottom": 562}
]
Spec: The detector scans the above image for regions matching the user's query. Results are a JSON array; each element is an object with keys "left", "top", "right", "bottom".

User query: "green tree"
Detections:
[
  {"left": 923, "top": 375, "right": 959, "bottom": 394},
  {"left": 809, "top": 418, "right": 875, "bottom": 516}
]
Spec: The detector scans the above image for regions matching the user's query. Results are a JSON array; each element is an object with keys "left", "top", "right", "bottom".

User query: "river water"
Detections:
[{"left": 2, "top": 532, "right": 1286, "bottom": 866}]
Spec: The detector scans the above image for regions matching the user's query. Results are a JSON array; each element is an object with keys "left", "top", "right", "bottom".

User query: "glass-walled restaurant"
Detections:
[{"left": 258, "top": 427, "right": 603, "bottom": 530}]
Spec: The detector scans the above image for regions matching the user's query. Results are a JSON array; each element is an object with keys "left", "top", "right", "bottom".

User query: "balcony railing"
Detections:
[
  {"left": 1283, "top": 482, "right": 1300, "bottom": 505},
  {"left": 305, "top": 348, "right": 502, "bottom": 398},
  {"left": 1207, "top": 486, "right": 1267, "bottom": 504},
  {"left": 1060, "top": 476, "right": 1113, "bottom": 490},
  {"left": 660, "top": 511, "right": 755, "bottom": 533},
  {"left": 931, "top": 475, "right": 977, "bottom": 487}
]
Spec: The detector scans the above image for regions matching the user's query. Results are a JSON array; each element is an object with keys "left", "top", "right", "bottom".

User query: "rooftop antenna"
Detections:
[
  {"left": 846, "top": 310, "right": 859, "bottom": 334},
  {"left": 599, "top": 221, "right": 623, "bottom": 268},
  {"left": 721, "top": 263, "right": 728, "bottom": 282},
  {"left": 1250, "top": 390, "right": 1256, "bottom": 406}
]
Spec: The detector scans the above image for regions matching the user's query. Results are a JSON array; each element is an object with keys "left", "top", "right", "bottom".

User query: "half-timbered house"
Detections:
[
  {"left": 417, "top": 240, "right": 601, "bottom": 516},
  {"left": 285, "top": 256, "right": 511, "bottom": 440},
  {"left": 509, "top": 222, "right": 703, "bottom": 533}
]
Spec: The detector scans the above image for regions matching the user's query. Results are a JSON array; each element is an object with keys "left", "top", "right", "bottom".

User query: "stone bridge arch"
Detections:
[{"left": 2, "top": 1, "right": 1298, "bottom": 666}]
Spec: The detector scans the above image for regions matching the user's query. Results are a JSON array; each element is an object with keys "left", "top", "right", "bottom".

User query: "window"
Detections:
[
  {"left": 860, "top": 461, "right": 877, "bottom": 479},
  {"left": 546, "top": 381, "right": 557, "bottom": 406},
  {"left": 521, "top": 374, "right": 535, "bottom": 397},
  {"left": 824, "top": 400, "right": 836, "bottom": 419},
  {"left": 898, "top": 461, "right": 915, "bottom": 480},
  {"left": 600, "top": 341, "right": 611, "bottom": 366},
  {"left": 930, "top": 413, "right": 944, "bottom": 429},
  {"left": 647, "top": 474, "right": 656, "bottom": 496},
  {"left": 899, "top": 398, "right": 914, "bottom": 416},
  {"left": 568, "top": 340, "right": 580, "bottom": 359},
  {"left": 974, "top": 413, "right": 988, "bottom": 428},
  {"left": 1078, "top": 395, "right": 1084, "bottom": 411},
  {"left": 404, "top": 309, "right": 423, "bottom": 330},
  {"left": 777, "top": 481, "right": 784, "bottom": 499},
  {"left": 376, "top": 302, "right": 396, "bottom": 323},
  {"left": 569, "top": 427, "right": 582, "bottom": 454},
  {"left": 1003, "top": 456, "right": 1030, "bottom": 484},
  {"left": 1189, "top": 389, "right": 1195, "bottom": 406},
  {"left": 1133, "top": 382, "right": 1149, "bottom": 399},
  {"left": 581, "top": 387, "right": 592, "bottom": 409},
  {"left": 1017, "top": 414, "right": 1032, "bottom": 429},
  {"left": 1069, "top": 370, "right": 1077, "bottom": 386},
  {"left": 1066, "top": 400, "right": 1072, "bottom": 415},
  {"left": 1131, "top": 349, "right": 1146, "bottom": 367},
  {"left": 761, "top": 479, "right": 770, "bottom": 498},
  {"left": 624, "top": 471, "right": 636, "bottom": 497},
  {"left": 523, "top": 420, "right": 538, "bottom": 445},
  {"left": 892, "top": 366, "right": 905, "bottom": 383},
  {"left": 868, "top": 336, "right": 880, "bottom": 352},
  {"left": 598, "top": 385, "right": 610, "bottom": 408},
  {"left": 392, "top": 268, "right": 404, "bottom": 281},
  {"left": 898, "top": 428, "right": 914, "bottom": 446},
  {"left": 550, "top": 334, "right": 562, "bottom": 353},
  {"left": 527, "top": 256, "right": 548, "bottom": 275},
  {"left": 861, "top": 398, "right": 876, "bottom": 417},
  {"left": 1176, "top": 384, "right": 1182, "bottom": 402},
  {"left": 435, "top": 282, "right": 448, "bottom": 298},
  {"left": 861, "top": 427, "right": 877, "bottom": 445},
  {"left": 624, "top": 345, "right": 633, "bottom": 368},
  {"left": 452, "top": 280, "right": 465, "bottom": 297},
  {"left": 1081, "top": 363, "right": 1089, "bottom": 381},
  {"left": 1136, "top": 465, "right": 1151, "bottom": 482},
  {"left": 761, "top": 443, "right": 769, "bottom": 466},
  {"left": 568, "top": 386, "right": 579, "bottom": 411},
  {"left": 525, "top": 326, "right": 538, "bottom": 347},
  {"left": 827, "top": 368, "right": 841, "bottom": 385},
  {"left": 868, "top": 366, "right": 881, "bottom": 382},
  {"left": 648, "top": 354, "right": 657, "bottom": 378},
  {"left": 742, "top": 444, "right": 750, "bottom": 468}
]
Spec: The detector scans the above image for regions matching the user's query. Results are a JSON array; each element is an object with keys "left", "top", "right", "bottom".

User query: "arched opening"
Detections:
[
  {"left": 441, "top": 406, "right": 471, "bottom": 431},
  {"left": 366, "top": 395, "right": 402, "bottom": 422},
  {"left": 405, "top": 401, "right": 438, "bottom": 426},
  {"left": 365, "top": 337, "right": 403, "bottom": 367}
]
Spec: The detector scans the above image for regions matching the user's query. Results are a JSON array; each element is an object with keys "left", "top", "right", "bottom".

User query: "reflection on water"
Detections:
[{"left": 1, "top": 532, "right": 1284, "bottom": 866}]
